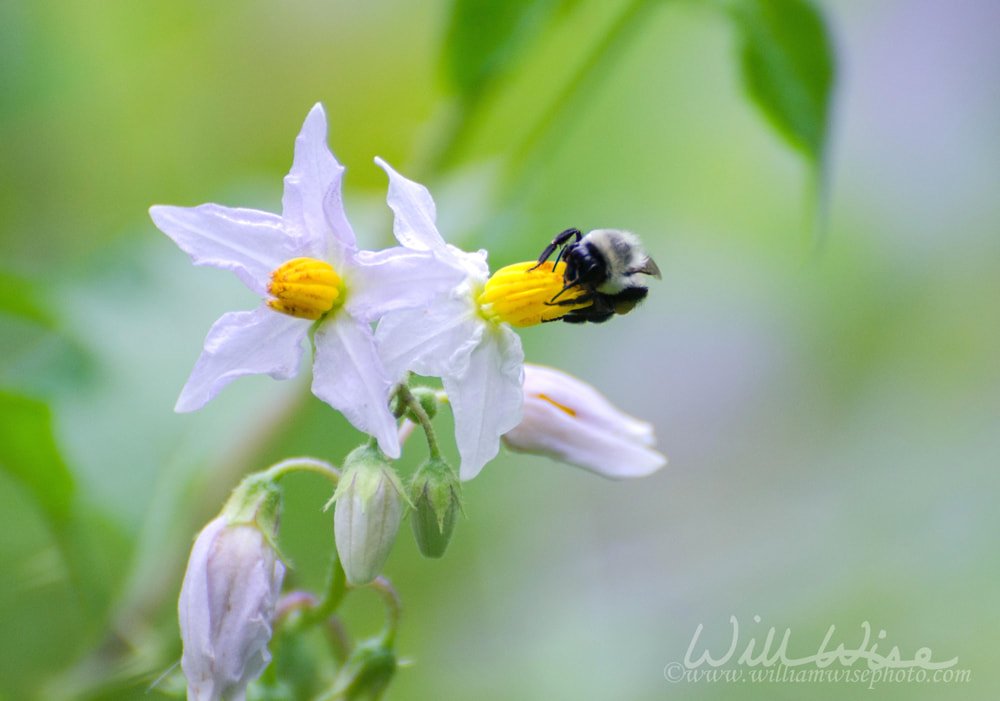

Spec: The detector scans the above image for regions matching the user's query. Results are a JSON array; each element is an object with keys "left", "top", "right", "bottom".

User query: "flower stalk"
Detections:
[
  {"left": 366, "top": 576, "right": 402, "bottom": 649},
  {"left": 261, "top": 456, "right": 341, "bottom": 487},
  {"left": 394, "top": 384, "right": 442, "bottom": 459}
]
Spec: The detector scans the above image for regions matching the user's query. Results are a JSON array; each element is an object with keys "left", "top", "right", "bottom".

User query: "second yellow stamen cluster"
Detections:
[
  {"left": 267, "top": 257, "right": 342, "bottom": 320},
  {"left": 477, "top": 261, "right": 589, "bottom": 328}
]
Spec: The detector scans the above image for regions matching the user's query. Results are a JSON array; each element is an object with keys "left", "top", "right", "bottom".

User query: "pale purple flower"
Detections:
[
  {"left": 150, "top": 104, "right": 463, "bottom": 456},
  {"left": 178, "top": 517, "right": 285, "bottom": 701}
]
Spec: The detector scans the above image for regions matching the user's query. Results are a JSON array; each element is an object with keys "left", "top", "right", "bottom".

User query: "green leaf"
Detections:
[
  {"left": 729, "top": 0, "right": 835, "bottom": 161},
  {"left": 0, "top": 390, "right": 74, "bottom": 524},
  {"left": 443, "top": 0, "right": 570, "bottom": 100},
  {"left": 0, "top": 270, "right": 97, "bottom": 396},
  {"left": 0, "top": 475, "right": 131, "bottom": 699},
  {"left": 0, "top": 268, "right": 52, "bottom": 325}
]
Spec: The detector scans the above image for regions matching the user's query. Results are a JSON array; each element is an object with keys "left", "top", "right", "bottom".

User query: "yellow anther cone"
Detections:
[
  {"left": 267, "top": 257, "right": 342, "bottom": 320},
  {"left": 477, "top": 261, "right": 589, "bottom": 327}
]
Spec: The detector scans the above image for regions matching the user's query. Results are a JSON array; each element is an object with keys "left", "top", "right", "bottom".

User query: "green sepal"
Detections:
[
  {"left": 409, "top": 458, "right": 462, "bottom": 559},
  {"left": 221, "top": 472, "right": 283, "bottom": 553},
  {"left": 326, "top": 444, "right": 412, "bottom": 513}
]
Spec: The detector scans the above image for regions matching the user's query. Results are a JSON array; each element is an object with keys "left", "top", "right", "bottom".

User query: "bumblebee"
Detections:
[{"left": 534, "top": 228, "right": 661, "bottom": 324}]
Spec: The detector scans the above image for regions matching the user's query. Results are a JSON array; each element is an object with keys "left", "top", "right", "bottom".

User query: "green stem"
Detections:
[
  {"left": 275, "top": 590, "right": 318, "bottom": 623},
  {"left": 263, "top": 456, "right": 341, "bottom": 486},
  {"left": 367, "top": 576, "right": 403, "bottom": 649},
  {"left": 413, "top": 99, "right": 474, "bottom": 181},
  {"left": 419, "top": 0, "right": 653, "bottom": 186},
  {"left": 302, "top": 556, "right": 348, "bottom": 627},
  {"left": 395, "top": 385, "right": 442, "bottom": 460},
  {"left": 323, "top": 615, "right": 352, "bottom": 664},
  {"left": 503, "top": 0, "right": 653, "bottom": 194}
]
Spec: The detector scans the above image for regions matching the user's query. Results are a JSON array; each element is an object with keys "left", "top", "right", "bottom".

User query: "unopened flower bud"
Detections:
[
  {"left": 178, "top": 477, "right": 285, "bottom": 701},
  {"left": 502, "top": 363, "right": 667, "bottom": 478},
  {"left": 409, "top": 458, "right": 462, "bottom": 558},
  {"left": 331, "top": 445, "right": 408, "bottom": 585},
  {"left": 329, "top": 638, "right": 397, "bottom": 701}
]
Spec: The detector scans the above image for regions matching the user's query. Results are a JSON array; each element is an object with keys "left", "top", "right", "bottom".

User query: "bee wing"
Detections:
[{"left": 638, "top": 256, "right": 662, "bottom": 279}]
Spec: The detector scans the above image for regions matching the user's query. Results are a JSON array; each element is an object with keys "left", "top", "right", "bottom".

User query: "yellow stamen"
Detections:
[
  {"left": 267, "top": 257, "right": 342, "bottom": 320},
  {"left": 538, "top": 393, "right": 577, "bottom": 417},
  {"left": 477, "top": 261, "right": 589, "bottom": 328}
]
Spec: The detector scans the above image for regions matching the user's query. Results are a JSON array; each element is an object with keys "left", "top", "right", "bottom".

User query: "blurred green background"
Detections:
[{"left": 1, "top": 0, "right": 998, "bottom": 699}]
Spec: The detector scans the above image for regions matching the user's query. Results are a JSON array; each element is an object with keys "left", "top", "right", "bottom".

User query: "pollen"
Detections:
[
  {"left": 477, "top": 261, "right": 588, "bottom": 328},
  {"left": 266, "top": 257, "right": 342, "bottom": 320}
]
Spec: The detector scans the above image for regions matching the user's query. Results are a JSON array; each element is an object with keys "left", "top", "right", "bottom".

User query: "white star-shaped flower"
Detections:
[
  {"left": 373, "top": 159, "right": 588, "bottom": 480},
  {"left": 150, "top": 104, "right": 464, "bottom": 457}
]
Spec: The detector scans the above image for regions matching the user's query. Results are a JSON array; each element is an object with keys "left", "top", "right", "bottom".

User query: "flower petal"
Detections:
[
  {"left": 375, "top": 300, "right": 484, "bottom": 383},
  {"left": 507, "top": 402, "right": 665, "bottom": 478},
  {"left": 282, "top": 103, "right": 357, "bottom": 264},
  {"left": 312, "top": 314, "right": 400, "bottom": 458},
  {"left": 178, "top": 517, "right": 224, "bottom": 674},
  {"left": 176, "top": 304, "right": 311, "bottom": 412},
  {"left": 346, "top": 247, "right": 468, "bottom": 323},
  {"left": 446, "top": 244, "right": 491, "bottom": 281},
  {"left": 503, "top": 364, "right": 666, "bottom": 479},
  {"left": 375, "top": 157, "right": 447, "bottom": 252},
  {"left": 150, "top": 204, "right": 294, "bottom": 297},
  {"left": 444, "top": 324, "right": 524, "bottom": 481},
  {"left": 521, "top": 364, "right": 655, "bottom": 445}
]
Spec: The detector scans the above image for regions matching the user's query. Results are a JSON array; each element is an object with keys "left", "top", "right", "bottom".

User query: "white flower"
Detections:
[
  {"left": 502, "top": 363, "right": 666, "bottom": 478},
  {"left": 372, "top": 159, "right": 529, "bottom": 481},
  {"left": 150, "top": 104, "right": 463, "bottom": 457},
  {"left": 178, "top": 516, "right": 285, "bottom": 701}
]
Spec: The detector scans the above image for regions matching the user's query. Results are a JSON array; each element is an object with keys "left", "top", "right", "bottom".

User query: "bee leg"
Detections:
[
  {"left": 560, "top": 302, "right": 616, "bottom": 324},
  {"left": 547, "top": 287, "right": 590, "bottom": 306},
  {"left": 530, "top": 228, "right": 581, "bottom": 270},
  {"left": 542, "top": 291, "right": 597, "bottom": 322},
  {"left": 607, "top": 287, "right": 648, "bottom": 315},
  {"left": 552, "top": 228, "right": 582, "bottom": 267},
  {"left": 559, "top": 307, "right": 616, "bottom": 324},
  {"left": 560, "top": 312, "right": 611, "bottom": 324},
  {"left": 558, "top": 295, "right": 616, "bottom": 324},
  {"left": 549, "top": 278, "right": 584, "bottom": 303}
]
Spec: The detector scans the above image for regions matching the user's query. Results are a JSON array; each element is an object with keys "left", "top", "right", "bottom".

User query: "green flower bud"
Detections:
[
  {"left": 409, "top": 457, "right": 461, "bottom": 559},
  {"left": 329, "top": 638, "right": 397, "bottom": 701},
  {"left": 330, "top": 445, "right": 408, "bottom": 585}
]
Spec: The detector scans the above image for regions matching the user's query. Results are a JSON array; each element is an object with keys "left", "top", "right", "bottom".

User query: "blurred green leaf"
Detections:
[
  {"left": 0, "top": 475, "right": 133, "bottom": 700},
  {"left": 443, "top": 0, "right": 570, "bottom": 100},
  {"left": 0, "top": 270, "right": 97, "bottom": 396},
  {"left": 0, "top": 390, "right": 74, "bottom": 524},
  {"left": 729, "top": 0, "right": 835, "bottom": 161},
  {"left": 0, "top": 268, "right": 51, "bottom": 324}
]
